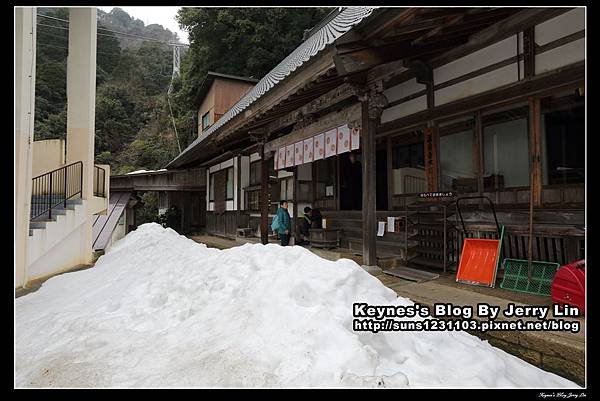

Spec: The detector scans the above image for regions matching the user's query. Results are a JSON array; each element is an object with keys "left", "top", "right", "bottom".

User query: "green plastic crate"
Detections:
[{"left": 499, "top": 258, "right": 560, "bottom": 296}]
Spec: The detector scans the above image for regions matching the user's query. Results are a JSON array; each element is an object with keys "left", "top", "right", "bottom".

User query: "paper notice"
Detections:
[
  {"left": 377, "top": 221, "right": 385, "bottom": 237},
  {"left": 387, "top": 217, "right": 395, "bottom": 232}
]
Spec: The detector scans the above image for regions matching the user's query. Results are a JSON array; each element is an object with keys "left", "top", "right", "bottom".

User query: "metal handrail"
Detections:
[
  {"left": 455, "top": 195, "right": 501, "bottom": 237},
  {"left": 30, "top": 161, "right": 83, "bottom": 221},
  {"left": 93, "top": 165, "right": 107, "bottom": 197}
]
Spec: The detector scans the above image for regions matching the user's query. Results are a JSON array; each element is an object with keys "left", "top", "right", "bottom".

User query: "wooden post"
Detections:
[
  {"left": 260, "top": 145, "right": 269, "bottom": 245},
  {"left": 359, "top": 87, "right": 387, "bottom": 267},
  {"left": 361, "top": 99, "right": 377, "bottom": 266},
  {"left": 424, "top": 124, "right": 439, "bottom": 192},
  {"left": 386, "top": 136, "right": 393, "bottom": 210},
  {"left": 523, "top": 27, "right": 535, "bottom": 79},
  {"left": 529, "top": 97, "right": 542, "bottom": 207}
]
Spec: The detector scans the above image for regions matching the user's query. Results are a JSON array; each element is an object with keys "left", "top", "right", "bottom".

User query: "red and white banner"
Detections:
[
  {"left": 313, "top": 133, "right": 325, "bottom": 160},
  {"left": 325, "top": 128, "right": 337, "bottom": 158},
  {"left": 294, "top": 141, "right": 303, "bottom": 165},
  {"left": 337, "top": 124, "right": 351, "bottom": 154},
  {"left": 285, "top": 144, "right": 294, "bottom": 168},
  {"left": 278, "top": 147, "right": 286, "bottom": 170},
  {"left": 351, "top": 126, "right": 360, "bottom": 150},
  {"left": 303, "top": 137, "right": 314, "bottom": 163}
]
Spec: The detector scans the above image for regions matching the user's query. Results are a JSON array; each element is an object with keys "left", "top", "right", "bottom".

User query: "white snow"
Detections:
[
  {"left": 126, "top": 169, "right": 153, "bottom": 175},
  {"left": 15, "top": 223, "right": 579, "bottom": 388}
]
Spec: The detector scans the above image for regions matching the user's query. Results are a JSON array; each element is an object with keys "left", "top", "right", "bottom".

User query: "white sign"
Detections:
[
  {"left": 278, "top": 147, "right": 286, "bottom": 170},
  {"left": 337, "top": 125, "right": 351, "bottom": 154},
  {"left": 314, "top": 133, "right": 325, "bottom": 160},
  {"left": 294, "top": 141, "right": 304, "bottom": 165},
  {"left": 387, "top": 217, "right": 395, "bottom": 232},
  {"left": 325, "top": 128, "right": 337, "bottom": 158},
  {"left": 351, "top": 127, "right": 360, "bottom": 150},
  {"left": 303, "top": 137, "right": 314, "bottom": 163},
  {"left": 377, "top": 221, "right": 385, "bottom": 237},
  {"left": 285, "top": 144, "right": 294, "bottom": 168}
]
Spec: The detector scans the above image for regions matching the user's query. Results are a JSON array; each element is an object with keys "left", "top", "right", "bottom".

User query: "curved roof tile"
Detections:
[{"left": 169, "top": 7, "right": 375, "bottom": 167}]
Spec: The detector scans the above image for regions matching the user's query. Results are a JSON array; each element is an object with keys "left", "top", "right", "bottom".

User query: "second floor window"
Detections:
[{"left": 202, "top": 112, "right": 211, "bottom": 130}]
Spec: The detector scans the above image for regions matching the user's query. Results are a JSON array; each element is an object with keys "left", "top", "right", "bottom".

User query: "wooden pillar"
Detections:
[
  {"left": 259, "top": 145, "right": 270, "bottom": 244},
  {"left": 360, "top": 91, "right": 387, "bottom": 267},
  {"left": 361, "top": 100, "right": 377, "bottom": 266},
  {"left": 474, "top": 111, "right": 484, "bottom": 196},
  {"left": 523, "top": 27, "right": 535, "bottom": 79},
  {"left": 424, "top": 124, "right": 439, "bottom": 192},
  {"left": 386, "top": 136, "right": 393, "bottom": 209},
  {"left": 529, "top": 97, "right": 542, "bottom": 207}
]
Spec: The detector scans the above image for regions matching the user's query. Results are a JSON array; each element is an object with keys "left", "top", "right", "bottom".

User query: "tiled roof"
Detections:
[{"left": 168, "top": 7, "right": 375, "bottom": 167}]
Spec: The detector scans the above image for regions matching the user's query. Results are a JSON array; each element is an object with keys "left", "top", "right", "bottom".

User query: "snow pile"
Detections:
[{"left": 15, "top": 224, "right": 578, "bottom": 388}]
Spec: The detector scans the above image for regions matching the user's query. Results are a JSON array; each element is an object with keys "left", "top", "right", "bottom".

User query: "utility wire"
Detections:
[{"left": 37, "top": 13, "right": 186, "bottom": 46}]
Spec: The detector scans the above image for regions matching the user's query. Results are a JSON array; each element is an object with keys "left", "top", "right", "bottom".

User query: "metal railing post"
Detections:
[
  {"left": 48, "top": 172, "right": 53, "bottom": 220},
  {"left": 64, "top": 167, "right": 67, "bottom": 208}
]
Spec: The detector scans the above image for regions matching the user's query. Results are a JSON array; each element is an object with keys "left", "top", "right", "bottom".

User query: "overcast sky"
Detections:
[{"left": 98, "top": 6, "right": 189, "bottom": 44}]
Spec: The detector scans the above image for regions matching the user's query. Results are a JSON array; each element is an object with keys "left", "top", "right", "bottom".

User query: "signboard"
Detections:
[
  {"left": 314, "top": 133, "right": 325, "bottom": 160},
  {"left": 351, "top": 127, "right": 360, "bottom": 150},
  {"left": 337, "top": 124, "right": 351, "bottom": 154},
  {"left": 418, "top": 191, "right": 456, "bottom": 198},
  {"left": 285, "top": 144, "right": 294, "bottom": 168},
  {"left": 274, "top": 148, "right": 279, "bottom": 170},
  {"left": 278, "top": 147, "right": 286, "bottom": 170},
  {"left": 325, "top": 129, "right": 337, "bottom": 158},
  {"left": 294, "top": 141, "right": 304, "bottom": 165},
  {"left": 303, "top": 137, "right": 314, "bottom": 163}
]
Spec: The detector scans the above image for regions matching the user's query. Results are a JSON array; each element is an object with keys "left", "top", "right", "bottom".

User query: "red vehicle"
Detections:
[{"left": 551, "top": 260, "right": 585, "bottom": 315}]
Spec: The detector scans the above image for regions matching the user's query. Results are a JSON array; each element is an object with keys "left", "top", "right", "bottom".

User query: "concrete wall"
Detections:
[
  {"left": 15, "top": 7, "right": 37, "bottom": 288},
  {"left": 32, "top": 139, "right": 65, "bottom": 177}
]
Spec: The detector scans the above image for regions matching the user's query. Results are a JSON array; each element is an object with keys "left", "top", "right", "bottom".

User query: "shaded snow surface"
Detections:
[{"left": 15, "top": 223, "right": 579, "bottom": 388}]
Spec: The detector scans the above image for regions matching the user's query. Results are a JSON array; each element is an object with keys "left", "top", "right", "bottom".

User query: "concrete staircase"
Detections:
[{"left": 27, "top": 198, "right": 89, "bottom": 281}]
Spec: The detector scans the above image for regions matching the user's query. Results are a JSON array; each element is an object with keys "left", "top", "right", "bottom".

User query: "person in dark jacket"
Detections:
[
  {"left": 276, "top": 200, "right": 292, "bottom": 246},
  {"left": 298, "top": 207, "right": 313, "bottom": 245},
  {"left": 310, "top": 208, "right": 323, "bottom": 229}
]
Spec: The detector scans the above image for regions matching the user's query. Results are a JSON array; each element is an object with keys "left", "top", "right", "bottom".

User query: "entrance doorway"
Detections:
[
  {"left": 376, "top": 148, "right": 388, "bottom": 210},
  {"left": 339, "top": 152, "right": 362, "bottom": 210}
]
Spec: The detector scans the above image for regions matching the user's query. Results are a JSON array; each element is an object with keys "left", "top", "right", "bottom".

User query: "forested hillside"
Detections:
[{"left": 34, "top": 7, "right": 331, "bottom": 175}]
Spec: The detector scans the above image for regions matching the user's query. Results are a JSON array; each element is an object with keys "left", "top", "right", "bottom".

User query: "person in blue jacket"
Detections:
[{"left": 276, "top": 200, "right": 292, "bottom": 246}]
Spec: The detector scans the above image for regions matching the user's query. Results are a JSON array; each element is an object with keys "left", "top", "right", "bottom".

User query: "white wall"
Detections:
[
  {"left": 32, "top": 139, "right": 65, "bottom": 177},
  {"left": 206, "top": 156, "right": 238, "bottom": 211}
]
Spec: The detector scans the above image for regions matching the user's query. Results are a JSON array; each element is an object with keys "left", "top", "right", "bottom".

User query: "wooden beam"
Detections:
[
  {"left": 264, "top": 103, "right": 361, "bottom": 153},
  {"left": 361, "top": 99, "right": 377, "bottom": 266},
  {"left": 429, "top": 8, "right": 571, "bottom": 68},
  {"left": 412, "top": 13, "right": 466, "bottom": 45},
  {"left": 264, "top": 82, "right": 362, "bottom": 135},
  {"left": 379, "top": 62, "right": 584, "bottom": 135},
  {"left": 474, "top": 111, "right": 484, "bottom": 196}
]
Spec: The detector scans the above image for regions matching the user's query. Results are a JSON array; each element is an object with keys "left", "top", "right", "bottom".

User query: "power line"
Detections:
[{"left": 37, "top": 13, "right": 186, "bottom": 46}]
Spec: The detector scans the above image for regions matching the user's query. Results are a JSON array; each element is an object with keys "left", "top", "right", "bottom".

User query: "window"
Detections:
[
  {"left": 226, "top": 167, "right": 234, "bottom": 200},
  {"left": 482, "top": 103, "right": 530, "bottom": 189},
  {"left": 541, "top": 89, "right": 584, "bottom": 185},
  {"left": 439, "top": 115, "right": 476, "bottom": 192},
  {"left": 249, "top": 161, "right": 261, "bottom": 186},
  {"left": 391, "top": 130, "right": 425, "bottom": 194},
  {"left": 202, "top": 112, "right": 211, "bottom": 130},
  {"left": 209, "top": 173, "right": 215, "bottom": 201},
  {"left": 280, "top": 177, "right": 293, "bottom": 201},
  {"left": 247, "top": 190, "right": 260, "bottom": 211}
]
